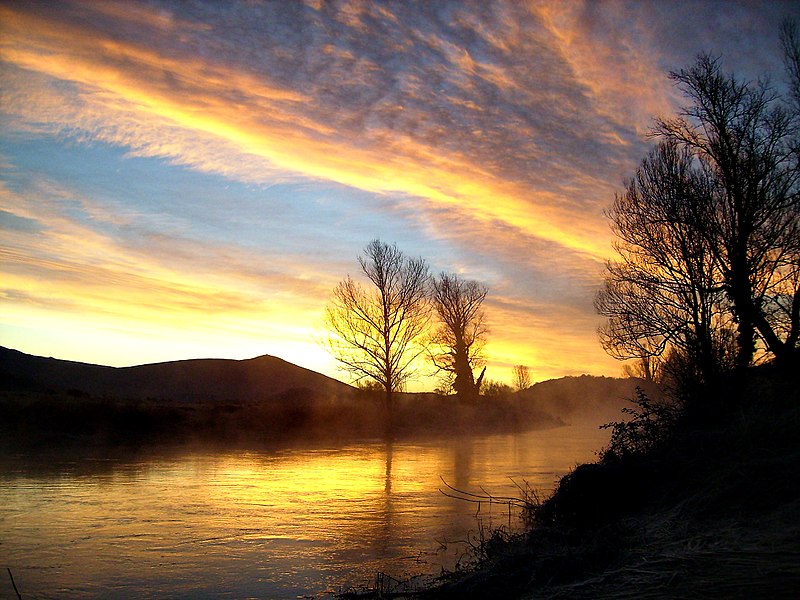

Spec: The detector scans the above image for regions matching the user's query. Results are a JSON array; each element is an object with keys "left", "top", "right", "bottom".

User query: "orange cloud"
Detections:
[
  {"left": 533, "top": 0, "right": 677, "bottom": 137},
  {"left": 0, "top": 3, "right": 620, "bottom": 264}
]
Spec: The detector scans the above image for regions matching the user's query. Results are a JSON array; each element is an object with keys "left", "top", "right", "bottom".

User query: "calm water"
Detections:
[{"left": 0, "top": 424, "right": 609, "bottom": 599}]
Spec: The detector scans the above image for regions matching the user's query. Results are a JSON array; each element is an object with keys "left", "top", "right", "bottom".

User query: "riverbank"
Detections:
[
  {"left": 0, "top": 387, "right": 567, "bottom": 452},
  {"left": 1, "top": 346, "right": 644, "bottom": 450},
  {"left": 423, "top": 359, "right": 800, "bottom": 598}
]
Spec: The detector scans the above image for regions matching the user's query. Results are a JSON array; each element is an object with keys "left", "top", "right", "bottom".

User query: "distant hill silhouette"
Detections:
[
  {"left": 517, "top": 374, "right": 661, "bottom": 424},
  {"left": 1, "top": 347, "right": 659, "bottom": 448},
  {"left": 1, "top": 347, "right": 654, "bottom": 414},
  {"left": 0, "top": 346, "right": 354, "bottom": 403}
]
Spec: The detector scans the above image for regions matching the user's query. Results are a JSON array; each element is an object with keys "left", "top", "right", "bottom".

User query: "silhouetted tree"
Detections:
[
  {"left": 622, "top": 353, "right": 662, "bottom": 383},
  {"left": 596, "top": 141, "right": 733, "bottom": 383},
  {"left": 658, "top": 330, "right": 738, "bottom": 399},
  {"left": 325, "top": 240, "right": 430, "bottom": 424},
  {"left": 480, "top": 379, "right": 513, "bottom": 400},
  {"left": 428, "top": 273, "right": 488, "bottom": 401},
  {"left": 513, "top": 365, "right": 532, "bottom": 391},
  {"left": 654, "top": 52, "right": 800, "bottom": 367}
]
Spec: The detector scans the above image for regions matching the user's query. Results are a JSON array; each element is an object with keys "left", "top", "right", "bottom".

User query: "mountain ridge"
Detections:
[
  {"left": 1, "top": 346, "right": 656, "bottom": 447},
  {"left": 0, "top": 346, "right": 354, "bottom": 403},
  {"left": 1, "top": 346, "right": 652, "bottom": 419}
]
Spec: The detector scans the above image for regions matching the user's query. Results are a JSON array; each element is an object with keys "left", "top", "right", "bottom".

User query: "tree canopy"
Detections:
[
  {"left": 429, "top": 272, "right": 488, "bottom": 401},
  {"left": 599, "top": 26, "right": 800, "bottom": 381},
  {"left": 325, "top": 240, "right": 430, "bottom": 418}
]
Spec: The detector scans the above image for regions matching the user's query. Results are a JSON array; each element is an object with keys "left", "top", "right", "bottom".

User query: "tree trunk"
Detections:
[
  {"left": 475, "top": 367, "right": 486, "bottom": 393},
  {"left": 452, "top": 342, "right": 478, "bottom": 402},
  {"left": 726, "top": 247, "right": 757, "bottom": 370}
]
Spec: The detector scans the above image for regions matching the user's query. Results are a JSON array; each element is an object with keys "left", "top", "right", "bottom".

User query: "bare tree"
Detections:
[
  {"left": 325, "top": 240, "right": 430, "bottom": 423},
  {"left": 512, "top": 365, "right": 532, "bottom": 391},
  {"left": 654, "top": 53, "right": 800, "bottom": 367},
  {"left": 622, "top": 354, "right": 663, "bottom": 383},
  {"left": 781, "top": 20, "right": 800, "bottom": 113},
  {"left": 429, "top": 273, "right": 488, "bottom": 401},
  {"left": 596, "top": 141, "right": 734, "bottom": 383}
]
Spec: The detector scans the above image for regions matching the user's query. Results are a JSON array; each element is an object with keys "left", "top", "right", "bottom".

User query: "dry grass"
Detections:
[{"left": 533, "top": 497, "right": 800, "bottom": 599}]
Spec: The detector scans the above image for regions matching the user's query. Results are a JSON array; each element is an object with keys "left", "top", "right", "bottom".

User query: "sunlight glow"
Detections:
[{"left": 0, "top": 1, "right": 627, "bottom": 383}]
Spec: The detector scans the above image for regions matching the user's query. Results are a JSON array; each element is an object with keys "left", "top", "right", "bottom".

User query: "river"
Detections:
[{"left": 0, "top": 423, "right": 610, "bottom": 599}]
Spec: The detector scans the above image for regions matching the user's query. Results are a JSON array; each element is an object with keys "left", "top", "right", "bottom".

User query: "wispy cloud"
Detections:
[
  {"left": 0, "top": 174, "right": 332, "bottom": 329},
  {"left": 0, "top": 1, "right": 634, "bottom": 259}
]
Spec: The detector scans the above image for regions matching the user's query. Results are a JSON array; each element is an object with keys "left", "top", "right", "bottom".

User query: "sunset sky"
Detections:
[{"left": 1, "top": 0, "right": 798, "bottom": 388}]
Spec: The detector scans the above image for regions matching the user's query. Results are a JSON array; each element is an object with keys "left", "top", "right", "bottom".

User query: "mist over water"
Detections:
[{"left": 1, "top": 424, "right": 610, "bottom": 599}]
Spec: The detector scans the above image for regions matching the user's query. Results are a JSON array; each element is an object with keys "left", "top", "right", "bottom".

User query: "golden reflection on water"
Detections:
[{"left": 0, "top": 425, "right": 609, "bottom": 599}]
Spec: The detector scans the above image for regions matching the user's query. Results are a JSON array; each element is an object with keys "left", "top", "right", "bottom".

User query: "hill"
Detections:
[
  {"left": 0, "top": 346, "right": 353, "bottom": 403},
  {"left": 0, "top": 346, "right": 650, "bottom": 448},
  {"left": 517, "top": 374, "right": 661, "bottom": 425}
]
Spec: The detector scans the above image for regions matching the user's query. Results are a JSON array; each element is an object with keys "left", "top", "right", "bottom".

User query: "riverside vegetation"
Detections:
[
  {"left": 417, "top": 357, "right": 800, "bottom": 599},
  {"left": 0, "top": 386, "right": 563, "bottom": 451}
]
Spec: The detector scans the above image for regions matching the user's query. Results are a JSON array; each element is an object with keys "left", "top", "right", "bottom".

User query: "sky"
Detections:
[{"left": 1, "top": 0, "right": 798, "bottom": 388}]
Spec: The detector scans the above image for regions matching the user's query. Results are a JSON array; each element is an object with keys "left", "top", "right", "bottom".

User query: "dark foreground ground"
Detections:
[{"left": 417, "top": 359, "right": 800, "bottom": 599}]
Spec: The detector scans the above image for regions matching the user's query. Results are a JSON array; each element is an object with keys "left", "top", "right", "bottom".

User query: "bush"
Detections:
[
  {"left": 600, "top": 387, "right": 681, "bottom": 462},
  {"left": 481, "top": 379, "right": 513, "bottom": 400}
]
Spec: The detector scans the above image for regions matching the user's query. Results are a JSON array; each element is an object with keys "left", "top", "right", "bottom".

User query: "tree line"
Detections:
[{"left": 597, "top": 22, "right": 800, "bottom": 389}]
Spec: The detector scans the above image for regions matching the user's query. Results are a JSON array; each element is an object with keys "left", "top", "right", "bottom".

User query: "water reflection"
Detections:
[
  {"left": 384, "top": 441, "right": 393, "bottom": 495},
  {"left": 0, "top": 424, "right": 610, "bottom": 599},
  {"left": 452, "top": 438, "right": 473, "bottom": 490}
]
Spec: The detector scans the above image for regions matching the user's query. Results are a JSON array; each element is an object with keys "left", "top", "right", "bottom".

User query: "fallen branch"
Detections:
[{"left": 437, "top": 476, "right": 538, "bottom": 510}]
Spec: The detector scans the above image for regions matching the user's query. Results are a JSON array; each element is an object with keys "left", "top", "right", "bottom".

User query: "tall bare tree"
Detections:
[
  {"left": 429, "top": 273, "right": 488, "bottom": 401},
  {"left": 654, "top": 53, "right": 800, "bottom": 367},
  {"left": 325, "top": 240, "right": 430, "bottom": 422},
  {"left": 781, "top": 20, "right": 800, "bottom": 113},
  {"left": 596, "top": 141, "right": 734, "bottom": 383},
  {"left": 512, "top": 365, "right": 532, "bottom": 391}
]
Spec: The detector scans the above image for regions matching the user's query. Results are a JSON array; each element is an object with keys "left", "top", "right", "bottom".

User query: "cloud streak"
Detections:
[{"left": 0, "top": 1, "right": 630, "bottom": 259}]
